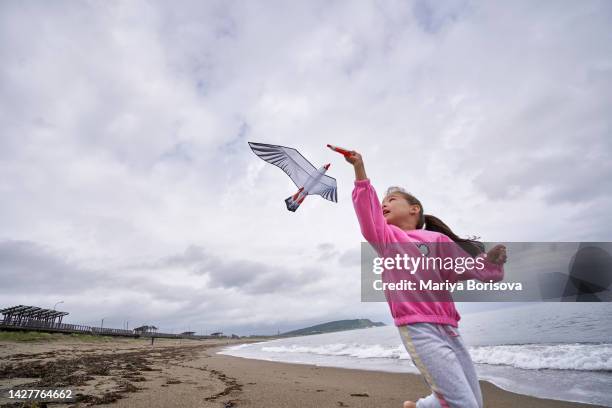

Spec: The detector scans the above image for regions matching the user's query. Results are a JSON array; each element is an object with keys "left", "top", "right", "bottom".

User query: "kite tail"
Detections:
[{"left": 285, "top": 196, "right": 302, "bottom": 212}]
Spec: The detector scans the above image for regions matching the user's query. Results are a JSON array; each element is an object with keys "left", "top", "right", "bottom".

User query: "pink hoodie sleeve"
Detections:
[
  {"left": 437, "top": 233, "right": 505, "bottom": 282},
  {"left": 352, "top": 179, "right": 393, "bottom": 249}
]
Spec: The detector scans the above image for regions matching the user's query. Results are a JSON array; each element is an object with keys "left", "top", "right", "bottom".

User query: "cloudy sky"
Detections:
[{"left": 1, "top": 0, "right": 611, "bottom": 335}]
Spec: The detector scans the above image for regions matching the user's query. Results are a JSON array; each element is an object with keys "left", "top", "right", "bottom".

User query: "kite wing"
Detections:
[
  {"left": 309, "top": 175, "right": 338, "bottom": 203},
  {"left": 248, "top": 142, "right": 318, "bottom": 188}
]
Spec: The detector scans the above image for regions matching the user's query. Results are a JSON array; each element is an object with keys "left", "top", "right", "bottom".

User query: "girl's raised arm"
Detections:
[
  {"left": 344, "top": 150, "right": 367, "bottom": 180},
  {"left": 346, "top": 150, "right": 393, "bottom": 249}
]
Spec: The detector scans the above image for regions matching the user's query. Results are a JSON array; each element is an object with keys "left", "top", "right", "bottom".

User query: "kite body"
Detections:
[{"left": 248, "top": 142, "right": 338, "bottom": 212}]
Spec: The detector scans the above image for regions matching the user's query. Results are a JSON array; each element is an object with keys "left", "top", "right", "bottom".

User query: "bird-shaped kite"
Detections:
[{"left": 248, "top": 142, "right": 338, "bottom": 212}]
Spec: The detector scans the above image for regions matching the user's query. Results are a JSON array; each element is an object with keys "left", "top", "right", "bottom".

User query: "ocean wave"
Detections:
[
  {"left": 260, "top": 342, "right": 612, "bottom": 371},
  {"left": 469, "top": 343, "right": 612, "bottom": 371},
  {"left": 261, "top": 343, "right": 411, "bottom": 360},
  {"left": 223, "top": 343, "right": 254, "bottom": 351}
]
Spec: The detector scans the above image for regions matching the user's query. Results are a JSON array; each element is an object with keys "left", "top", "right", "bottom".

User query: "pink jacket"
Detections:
[{"left": 352, "top": 178, "right": 504, "bottom": 327}]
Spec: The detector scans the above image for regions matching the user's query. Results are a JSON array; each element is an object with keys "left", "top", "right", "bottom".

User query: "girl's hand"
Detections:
[
  {"left": 486, "top": 244, "right": 507, "bottom": 265},
  {"left": 343, "top": 149, "right": 367, "bottom": 180},
  {"left": 344, "top": 150, "right": 363, "bottom": 167}
]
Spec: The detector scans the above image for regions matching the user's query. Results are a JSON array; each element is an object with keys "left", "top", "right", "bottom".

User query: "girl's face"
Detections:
[{"left": 382, "top": 193, "right": 420, "bottom": 227}]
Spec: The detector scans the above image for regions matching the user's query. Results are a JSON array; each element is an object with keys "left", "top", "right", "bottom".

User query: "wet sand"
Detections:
[{"left": 0, "top": 335, "right": 604, "bottom": 407}]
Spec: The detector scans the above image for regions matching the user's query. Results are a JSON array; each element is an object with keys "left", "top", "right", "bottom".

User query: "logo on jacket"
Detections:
[{"left": 417, "top": 244, "right": 430, "bottom": 256}]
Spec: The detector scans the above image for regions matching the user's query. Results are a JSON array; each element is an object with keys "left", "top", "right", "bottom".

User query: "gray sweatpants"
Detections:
[{"left": 397, "top": 323, "right": 483, "bottom": 408}]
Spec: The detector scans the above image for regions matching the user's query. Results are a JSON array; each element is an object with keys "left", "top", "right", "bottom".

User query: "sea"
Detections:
[{"left": 219, "top": 303, "right": 612, "bottom": 406}]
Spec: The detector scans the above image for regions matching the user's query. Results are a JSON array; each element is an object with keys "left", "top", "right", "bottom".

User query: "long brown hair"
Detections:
[{"left": 386, "top": 187, "right": 485, "bottom": 257}]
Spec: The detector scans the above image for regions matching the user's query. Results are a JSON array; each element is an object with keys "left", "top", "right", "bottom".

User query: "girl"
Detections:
[{"left": 345, "top": 150, "right": 507, "bottom": 408}]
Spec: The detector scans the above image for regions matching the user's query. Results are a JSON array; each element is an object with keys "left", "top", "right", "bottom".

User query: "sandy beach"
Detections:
[{"left": 0, "top": 335, "right": 604, "bottom": 408}]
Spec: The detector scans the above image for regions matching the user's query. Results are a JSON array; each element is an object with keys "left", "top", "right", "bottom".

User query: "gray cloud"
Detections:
[
  {"left": 0, "top": 239, "right": 342, "bottom": 334},
  {"left": 338, "top": 248, "right": 362, "bottom": 267},
  {"left": 0, "top": 240, "right": 91, "bottom": 295},
  {"left": 136, "top": 244, "right": 326, "bottom": 295}
]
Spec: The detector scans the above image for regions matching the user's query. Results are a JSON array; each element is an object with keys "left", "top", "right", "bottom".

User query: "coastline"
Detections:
[
  {"left": 207, "top": 345, "right": 606, "bottom": 408},
  {"left": 1, "top": 335, "right": 606, "bottom": 407}
]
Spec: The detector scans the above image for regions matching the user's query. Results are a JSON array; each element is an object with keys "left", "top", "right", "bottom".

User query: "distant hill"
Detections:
[{"left": 281, "top": 319, "right": 385, "bottom": 336}]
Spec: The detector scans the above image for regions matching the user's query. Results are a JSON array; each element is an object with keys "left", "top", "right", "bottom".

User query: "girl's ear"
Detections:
[{"left": 409, "top": 204, "right": 420, "bottom": 214}]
